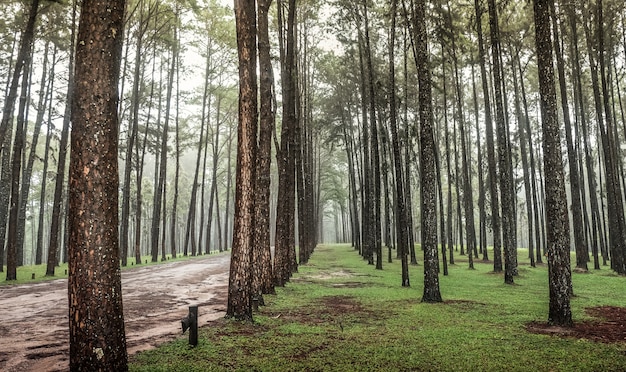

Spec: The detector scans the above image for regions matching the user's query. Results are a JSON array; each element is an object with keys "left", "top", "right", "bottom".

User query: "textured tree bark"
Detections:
[
  {"left": 533, "top": 0, "right": 573, "bottom": 327},
  {"left": 414, "top": 0, "right": 441, "bottom": 303},
  {"left": 68, "top": 0, "right": 128, "bottom": 369},
  {"left": 254, "top": 0, "right": 276, "bottom": 303},
  {"left": 274, "top": 0, "right": 298, "bottom": 286},
  {"left": 227, "top": 0, "right": 258, "bottom": 321},
  {"left": 550, "top": 1, "right": 588, "bottom": 271}
]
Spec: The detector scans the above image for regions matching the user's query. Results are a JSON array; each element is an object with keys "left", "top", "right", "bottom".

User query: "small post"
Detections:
[
  {"left": 31, "top": 273, "right": 35, "bottom": 280},
  {"left": 252, "top": 297, "right": 259, "bottom": 312},
  {"left": 181, "top": 305, "right": 198, "bottom": 346}
]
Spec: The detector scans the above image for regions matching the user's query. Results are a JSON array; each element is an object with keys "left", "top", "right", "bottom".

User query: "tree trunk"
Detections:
[
  {"left": 0, "top": 121, "right": 12, "bottom": 272},
  {"left": 487, "top": 0, "right": 516, "bottom": 284},
  {"left": 47, "top": 0, "right": 77, "bottom": 276},
  {"left": 170, "top": 13, "right": 180, "bottom": 261},
  {"left": 0, "top": 0, "right": 40, "bottom": 149},
  {"left": 550, "top": 0, "right": 588, "bottom": 271},
  {"left": 471, "top": 59, "right": 488, "bottom": 261},
  {"left": 5, "top": 44, "right": 31, "bottom": 280},
  {"left": 511, "top": 50, "right": 535, "bottom": 268},
  {"left": 253, "top": 0, "right": 275, "bottom": 302},
  {"left": 274, "top": 0, "right": 298, "bottom": 285},
  {"left": 121, "top": 4, "right": 147, "bottom": 267},
  {"left": 441, "top": 47, "right": 455, "bottom": 267},
  {"left": 20, "top": 41, "right": 52, "bottom": 267},
  {"left": 565, "top": 3, "right": 601, "bottom": 270},
  {"left": 36, "top": 50, "right": 56, "bottom": 265},
  {"left": 151, "top": 43, "right": 176, "bottom": 263},
  {"left": 362, "top": 0, "right": 382, "bottom": 270},
  {"left": 68, "top": 0, "right": 128, "bottom": 368},
  {"left": 517, "top": 55, "right": 544, "bottom": 264},
  {"left": 205, "top": 96, "right": 222, "bottom": 254},
  {"left": 533, "top": 0, "right": 573, "bottom": 327},
  {"left": 474, "top": 0, "right": 502, "bottom": 273},
  {"left": 596, "top": 0, "right": 626, "bottom": 274},
  {"left": 223, "top": 123, "right": 233, "bottom": 253},
  {"left": 227, "top": 0, "right": 258, "bottom": 321},
  {"left": 447, "top": 0, "right": 476, "bottom": 268},
  {"left": 355, "top": 16, "right": 374, "bottom": 265},
  {"left": 414, "top": 0, "right": 441, "bottom": 302},
  {"left": 184, "top": 38, "right": 211, "bottom": 258}
]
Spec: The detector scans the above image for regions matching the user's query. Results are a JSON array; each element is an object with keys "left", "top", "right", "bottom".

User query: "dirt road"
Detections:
[{"left": 0, "top": 253, "right": 230, "bottom": 372}]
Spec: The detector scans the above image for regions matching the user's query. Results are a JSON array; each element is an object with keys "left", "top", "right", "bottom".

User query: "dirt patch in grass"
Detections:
[
  {"left": 309, "top": 270, "right": 355, "bottom": 280},
  {"left": 445, "top": 299, "right": 488, "bottom": 308},
  {"left": 320, "top": 295, "right": 366, "bottom": 314},
  {"left": 526, "top": 306, "right": 626, "bottom": 343},
  {"left": 212, "top": 318, "right": 270, "bottom": 337},
  {"left": 329, "top": 281, "right": 372, "bottom": 288},
  {"left": 263, "top": 295, "right": 378, "bottom": 328}
]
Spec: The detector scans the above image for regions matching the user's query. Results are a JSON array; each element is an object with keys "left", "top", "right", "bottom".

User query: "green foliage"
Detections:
[{"left": 130, "top": 245, "right": 626, "bottom": 372}]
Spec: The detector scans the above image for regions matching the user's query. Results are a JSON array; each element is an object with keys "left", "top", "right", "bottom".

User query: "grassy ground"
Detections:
[
  {"left": 0, "top": 252, "right": 224, "bottom": 285},
  {"left": 130, "top": 244, "right": 626, "bottom": 372}
]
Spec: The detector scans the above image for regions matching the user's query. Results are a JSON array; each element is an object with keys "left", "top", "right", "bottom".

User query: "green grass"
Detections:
[
  {"left": 1, "top": 251, "right": 227, "bottom": 285},
  {"left": 130, "top": 244, "right": 626, "bottom": 372}
]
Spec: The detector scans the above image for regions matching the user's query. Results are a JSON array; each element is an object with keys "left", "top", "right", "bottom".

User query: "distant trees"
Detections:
[{"left": 3, "top": 0, "right": 41, "bottom": 281}]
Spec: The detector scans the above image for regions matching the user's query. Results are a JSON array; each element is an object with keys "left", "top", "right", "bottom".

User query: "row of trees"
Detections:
[
  {"left": 2, "top": 0, "right": 327, "bottom": 368},
  {"left": 1, "top": 0, "right": 345, "bottom": 282},
  {"left": 2, "top": 0, "right": 626, "bottom": 367},
  {"left": 0, "top": 0, "right": 249, "bottom": 279},
  {"left": 294, "top": 0, "right": 625, "bottom": 327},
  {"left": 226, "top": 0, "right": 624, "bottom": 327}
]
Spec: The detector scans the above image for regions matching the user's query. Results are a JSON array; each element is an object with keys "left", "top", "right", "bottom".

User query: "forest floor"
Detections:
[
  {"left": 0, "top": 253, "right": 230, "bottom": 372},
  {"left": 526, "top": 305, "right": 626, "bottom": 343},
  {"left": 130, "top": 245, "right": 626, "bottom": 372}
]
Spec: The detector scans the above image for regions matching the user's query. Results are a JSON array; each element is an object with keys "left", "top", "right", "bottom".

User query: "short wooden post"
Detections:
[{"left": 182, "top": 305, "right": 198, "bottom": 346}]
